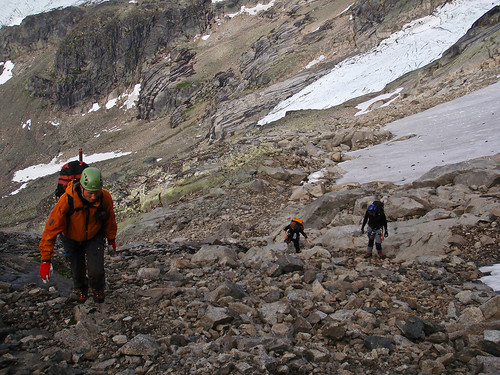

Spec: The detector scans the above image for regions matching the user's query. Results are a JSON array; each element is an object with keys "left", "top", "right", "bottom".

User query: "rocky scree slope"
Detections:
[
  {"left": 0, "top": 185, "right": 499, "bottom": 374},
  {"left": 1, "top": 151, "right": 500, "bottom": 374}
]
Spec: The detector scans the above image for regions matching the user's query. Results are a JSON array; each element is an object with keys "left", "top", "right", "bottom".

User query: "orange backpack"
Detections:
[{"left": 291, "top": 218, "right": 304, "bottom": 230}]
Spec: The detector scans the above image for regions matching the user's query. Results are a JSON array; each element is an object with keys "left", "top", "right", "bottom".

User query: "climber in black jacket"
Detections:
[{"left": 361, "top": 202, "right": 388, "bottom": 258}]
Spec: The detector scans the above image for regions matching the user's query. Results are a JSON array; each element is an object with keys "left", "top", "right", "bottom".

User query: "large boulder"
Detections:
[
  {"left": 385, "top": 212, "right": 481, "bottom": 260},
  {"left": 318, "top": 225, "right": 363, "bottom": 251},
  {"left": 192, "top": 245, "right": 239, "bottom": 267},
  {"left": 383, "top": 196, "right": 427, "bottom": 220},
  {"left": 300, "top": 189, "right": 366, "bottom": 229},
  {"left": 412, "top": 155, "right": 499, "bottom": 188}
]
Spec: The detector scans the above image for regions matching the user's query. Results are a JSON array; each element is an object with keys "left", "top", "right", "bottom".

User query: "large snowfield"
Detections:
[
  {"left": 1, "top": 0, "right": 499, "bottom": 290},
  {"left": 336, "top": 81, "right": 500, "bottom": 185}
]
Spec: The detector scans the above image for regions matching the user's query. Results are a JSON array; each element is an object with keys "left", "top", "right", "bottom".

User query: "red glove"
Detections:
[
  {"left": 108, "top": 240, "right": 117, "bottom": 254},
  {"left": 39, "top": 261, "right": 53, "bottom": 283}
]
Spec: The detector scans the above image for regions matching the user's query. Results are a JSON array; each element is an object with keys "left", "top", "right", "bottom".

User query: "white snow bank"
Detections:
[
  {"left": 120, "top": 84, "right": 141, "bottom": 111},
  {"left": 0, "top": 60, "right": 14, "bottom": 84},
  {"left": 12, "top": 151, "right": 132, "bottom": 184},
  {"left": 305, "top": 55, "right": 326, "bottom": 70},
  {"left": 88, "top": 102, "right": 101, "bottom": 113},
  {"left": 336, "top": 81, "right": 500, "bottom": 185},
  {"left": 21, "top": 119, "right": 32, "bottom": 130},
  {"left": 355, "top": 88, "right": 403, "bottom": 116},
  {"left": 104, "top": 83, "right": 141, "bottom": 111},
  {"left": 227, "top": 1, "right": 275, "bottom": 18},
  {"left": 479, "top": 264, "right": 500, "bottom": 292},
  {"left": 0, "top": 0, "right": 109, "bottom": 27}
]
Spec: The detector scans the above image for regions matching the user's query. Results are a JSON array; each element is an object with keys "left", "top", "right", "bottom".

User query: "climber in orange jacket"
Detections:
[{"left": 39, "top": 167, "right": 117, "bottom": 303}]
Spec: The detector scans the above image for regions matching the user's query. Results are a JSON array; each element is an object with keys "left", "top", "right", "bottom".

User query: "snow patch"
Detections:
[
  {"left": 337, "top": 3, "right": 354, "bottom": 17},
  {"left": 88, "top": 102, "right": 101, "bottom": 113},
  {"left": 48, "top": 120, "right": 60, "bottom": 127},
  {"left": 1, "top": 1, "right": 110, "bottom": 27},
  {"left": 105, "top": 97, "right": 118, "bottom": 110},
  {"left": 227, "top": 1, "right": 275, "bottom": 18},
  {"left": 479, "top": 264, "right": 500, "bottom": 292},
  {"left": 21, "top": 119, "right": 32, "bottom": 130},
  {"left": 94, "top": 125, "right": 121, "bottom": 137},
  {"left": 105, "top": 84, "right": 141, "bottom": 111},
  {"left": 0, "top": 60, "right": 14, "bottom": 84},
  {"left": 355, "top": 88, "right": 404, "bottom": 116},
  {"left": 305, "top": 55, "right": 325, "bottom": 70},
  {"left": 7, "top": 183, "right": 28, "bottom": 196},
  {"left": 336, "top": 81, "right": 500, "bottom": 185},
  {"left": 12, "top": 151, "right": 132, "bottom": 184},
  {"left": 307, "top": 169, "right": 326, "bottom": 184},
  {"left": 120, "top": 84, "right": 141, "bottom": 111}
]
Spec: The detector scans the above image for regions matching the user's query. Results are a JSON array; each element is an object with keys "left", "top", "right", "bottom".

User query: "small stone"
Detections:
[{"left": 112, "top": 335, "right": 128, "bottom": 344}]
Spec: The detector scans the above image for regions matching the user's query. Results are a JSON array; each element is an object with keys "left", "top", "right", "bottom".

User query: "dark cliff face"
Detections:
[
  {"left": 8, "top": 0, "right": 213, "bottom": 108},
  {"left": 0, "top": 7, "right": 84, "bottom": 60}
]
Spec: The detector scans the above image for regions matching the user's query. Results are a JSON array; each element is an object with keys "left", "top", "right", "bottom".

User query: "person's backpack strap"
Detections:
[
  {"left": 66, "top": 185, "right": 84, "bottom": 217},
  {"left": 66, "top": 195, "right": 81, "bottom": 217},
  {"left": 66, "top": 189, "right": 106, "bottom": 219}
]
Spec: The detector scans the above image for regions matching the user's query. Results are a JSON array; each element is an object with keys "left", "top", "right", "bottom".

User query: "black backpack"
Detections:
[
  {"left": 55, "top": 160, "right": 89, "bottom": 198},
  {"left": 372, "top": 200, "right": 384, "bottom": 214}
]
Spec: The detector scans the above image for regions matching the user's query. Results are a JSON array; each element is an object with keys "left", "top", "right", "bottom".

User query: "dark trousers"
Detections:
[
  {"left": 367, "top": 225, "right": 382, "bottom": 253},
  {"left": 61, "top": 233, "right": 106, "bottom": 292},
  {"left": 286, "top": 238, "right": 301, "bottom": 253}
]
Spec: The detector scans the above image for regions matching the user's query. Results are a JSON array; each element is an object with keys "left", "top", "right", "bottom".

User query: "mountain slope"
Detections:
[
  {"left": 0, "top": 1, "right": 498, "bottom": 230},
  {"left": 0, "top": 1, "right": 499, "bottom": 374},
  {"left": 1, "top": 0, "right": 499, "bottom": 230}
]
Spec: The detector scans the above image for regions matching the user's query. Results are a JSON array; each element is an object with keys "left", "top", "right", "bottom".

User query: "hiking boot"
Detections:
[
  {"left": 92, "top": 289, "right": 105, "bottom": 303},
  {"left": 76, "top": 289, "right": 88, "bottom": 304},
  {"left": 378, "top": 251, "right": 385, "bottom": 259},
  {"left": 364, "top": 253, "right": 372, "bottom": 258}
]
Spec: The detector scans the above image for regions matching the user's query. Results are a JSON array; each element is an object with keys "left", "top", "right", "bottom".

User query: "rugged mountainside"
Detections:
[{"left": 0, "top": 0, "right": 499, "bottom": 374}]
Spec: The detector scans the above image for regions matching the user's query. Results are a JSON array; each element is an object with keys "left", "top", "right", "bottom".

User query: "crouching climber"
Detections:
[{"left": 284, "top": 218, "right": 311, "bottom": 253}]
